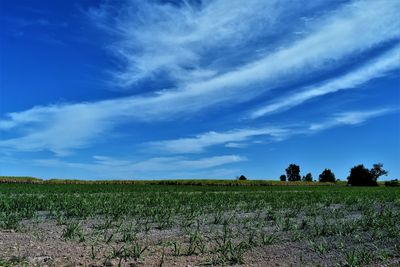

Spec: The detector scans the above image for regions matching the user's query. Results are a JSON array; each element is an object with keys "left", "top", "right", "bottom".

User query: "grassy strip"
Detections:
[{"left": 0, "top": 176, "right": 348, "bottom": 186}]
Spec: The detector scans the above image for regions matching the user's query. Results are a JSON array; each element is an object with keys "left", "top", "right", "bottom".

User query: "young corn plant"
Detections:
[
  {"left": 62, "top": 221, "right": 84, "bottom": 242},
  {"left": 343, "top": 249, "right": 375, "bottom": 267},
  {"left": 0, "top": 212, "right": 21, "bottom": 231},
  {"left": 186, "top": 231, "right": 205, "bottom": 255},
  {"left": 131, "top": 241, "right": 148, "bottom": 260},
  {"left": 309, "top": 239, "right": 329, "bottom": 256},
  {"left": 170, "top": 241, "right": 182, "bottom": 256},
  {"left": 120, "top": 223, "right": 137, "bottom": 243},
  {"left": 214, "top": 239, "right": 247, "bottom": 265},
  {"left": 260, "top": 232, "right": 276, "bottom": 246}
]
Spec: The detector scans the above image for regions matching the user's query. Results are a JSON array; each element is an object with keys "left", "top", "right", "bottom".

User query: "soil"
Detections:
[{"left": 1, "top": 219, "right": 398, "bottom": 267}]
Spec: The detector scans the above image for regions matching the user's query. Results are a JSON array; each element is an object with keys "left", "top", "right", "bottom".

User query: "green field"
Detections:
[{"left": 0, "top": 183, "right": 399, "bottom": 266}]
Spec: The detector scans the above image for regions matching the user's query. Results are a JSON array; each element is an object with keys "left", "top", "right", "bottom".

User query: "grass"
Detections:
[
  {"left": 0, "top": 175, "right": 345, "bottom": 186},
  {"left": 0, "top": 182, "right": 399, "bottom": 266},
  {"left": 0, "top": 256, "right": 28, "bottom": 267}
]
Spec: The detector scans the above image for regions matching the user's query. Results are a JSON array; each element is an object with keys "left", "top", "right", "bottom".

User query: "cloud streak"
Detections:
[
  {"left": 309, "top": 108, "right": 395, "bottom": 131},
  {"left": 150, "top": 127, "right": 289, "bottom": 154},
  {"left": 151, "top": 108, "right": 396, "bottom": 154},
  {"left": 250, "top": 44, "right": 400, "bottom": 118},
  {"left": 94, "top": 0, "right": 400, "bottom": 91},
  {"left": 93, "top": 0, "right": 325, "bottom": 87}
]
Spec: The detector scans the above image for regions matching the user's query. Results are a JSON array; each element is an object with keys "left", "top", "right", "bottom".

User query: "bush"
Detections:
[
  {"left": 302, "top": 173, "right": 313, "bottom": 182},
  {"left": 279, "top": 174, "right": 287, "bottom": 182},
  {"left": 385, "top": 179, "right": 399, "bottom": 187},
  {"left": 347, "top": 163, "right": 387, "bottom": 186},
  {"left": 237, "top": 175, "right": 247, "bottom": 181},
  {"left": 285, "top": 164, "right": 301, "bottom": 181},
  {"left": 319, "top": 169, "right": 336, "bottom": 183}
]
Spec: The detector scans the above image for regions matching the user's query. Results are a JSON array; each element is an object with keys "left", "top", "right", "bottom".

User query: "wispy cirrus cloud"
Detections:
[
  {"left": 91, "top": 0, "right": 329, "bottom": 87},
  {"left": 92, "top": 0, "right": 400, "bottom": 91},
  {"left": 250, "top": 44, "right": 400, "bottom": 118},
  {"left": 151, "top": 108, "right": 396, "bottom": 154},
  {"left": 0, "top": 103, "right": 118, "bottom": 156},
  {"left": 1, "top": 0, "right": 399, "bottom": 156},
  {"left": 309, "top": 108, "right": 395, "bottom": 131},
  {"left": 149, "top": 127, "right": 289, "bottom": 154}
]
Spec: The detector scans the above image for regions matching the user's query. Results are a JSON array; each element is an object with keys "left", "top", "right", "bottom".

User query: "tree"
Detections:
[
  {"left": 280, "top": 174, "right": 287, "bottom": 182},
  {"left": 370, "top": 163, "right": 388, "bottom": 182},
  {"left": 347, "top": 164, "right": 385, "bottom": 186},
  {"left": 303, "top": 173, "right": 313, "bottom": 182},
  {"left": 237, "top": 175, "right": 247, "bottom": 181},
  {"left": 285, "top": 164, "right": 301, "bottom": 181},
  {"left": 319, "top": 169, "right": 336, "bottom": 183},
  {"left": 347, "top": 165, "right": 374, "bottom": 186}
]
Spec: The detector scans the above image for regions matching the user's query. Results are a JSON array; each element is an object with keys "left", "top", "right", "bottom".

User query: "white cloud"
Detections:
[
  {"left": 150, "top": 108, "right": 397, "bottom": 154},
  {"left": 309, "top": 108, "right": 395, "bottom": 131},
  {"left": 250, "top": 44, "right": 400, "bottom": 118},
  {"left": 0, "top": 103, "right": 118, "bottom": 155},
  {"left": 95, "top": 0, "right": 400, "bottom": 91},
  {"left": 149, "top": 127, "right": 289, "bottom": 153},
  {"left": 1, "top": 0, "right": 399, "bottom": 155},
  {"left": 225, "top": 142, "right": 248, "bottom": 148},
  {"left": 3, "top": 107, "right": 395, "bottom": 179},
  {"left": 93, "top": 0, "right": 316, "bottom": 87},
  {"left": 106, "top": 0, "right": 400, "bottom": 115}
]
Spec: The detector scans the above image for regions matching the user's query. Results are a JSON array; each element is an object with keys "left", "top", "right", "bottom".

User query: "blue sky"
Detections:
[{"left": 0, "top": 0, "right": 399, "bottom": 180}]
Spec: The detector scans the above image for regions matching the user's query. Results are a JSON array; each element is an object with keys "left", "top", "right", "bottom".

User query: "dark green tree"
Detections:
[
  {"left": 280, "top": 174, "right": 287, "bottom": 182},
  {"left": 370, "top": 163, "right": 388, "bottom": 182},
  {"left": 285, "top": 164, "right": 301, "bottom": 181},
  {"left": 319, "top": 169, "right": 336, "bottom": 183},
  {"left": 347, "top": 164, "right": 376, "bottom": 186},
  {"left": 303, "top": 173, "right": 313, "bottom": 182},
  {"left": 237, "top": 175, "right": 247, "bottom": 181}
]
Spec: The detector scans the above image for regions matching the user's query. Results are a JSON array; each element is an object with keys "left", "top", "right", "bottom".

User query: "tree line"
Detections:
[{"left": 277, "top": 163, "right": 392, "bottom": 186}]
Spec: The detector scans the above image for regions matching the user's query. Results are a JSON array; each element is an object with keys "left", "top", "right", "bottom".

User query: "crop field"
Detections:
[{"left": 0, "top": 183, "right": 399, "bottom": 266}]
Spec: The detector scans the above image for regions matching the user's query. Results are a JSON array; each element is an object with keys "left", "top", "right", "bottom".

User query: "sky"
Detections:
[{"left": 0, "top": 0, "right": 399, "bottom": 180}]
